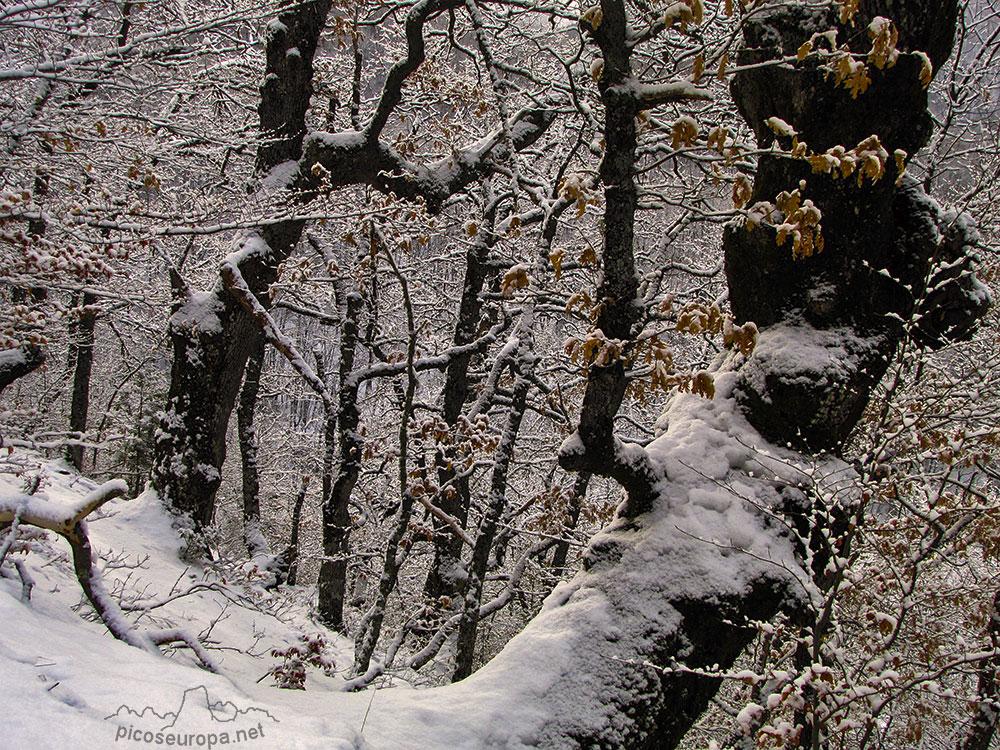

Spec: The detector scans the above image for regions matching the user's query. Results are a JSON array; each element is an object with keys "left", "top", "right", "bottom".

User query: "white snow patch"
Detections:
[{"left": 169, "top": 291, "right": 223, "bottom": 335}]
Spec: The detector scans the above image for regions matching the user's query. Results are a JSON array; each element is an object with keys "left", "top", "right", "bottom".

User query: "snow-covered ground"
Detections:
[
  {"left": 0, "top": 452, "right": 389, "bottom": 750},
  {"left": 1, "top": 376, "right": 813, "bottom": 749}
]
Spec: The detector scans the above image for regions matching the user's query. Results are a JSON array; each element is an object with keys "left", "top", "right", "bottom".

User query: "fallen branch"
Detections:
[{"left": 0, "top": 479, "right": 220, "bottom": 671}]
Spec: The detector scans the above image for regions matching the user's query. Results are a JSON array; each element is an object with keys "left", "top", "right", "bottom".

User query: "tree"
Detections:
[{"left": 1, "top": 0, "right": 997, "bottom": 747}]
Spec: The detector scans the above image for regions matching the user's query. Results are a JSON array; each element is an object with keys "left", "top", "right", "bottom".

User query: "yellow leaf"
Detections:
[
  {"left": 692, "top": 371, "right": 715, "bottom": 399},
  {"left": 732, "top": 173, "right": 753, "bottom": 210},
  {"left": 670, "top": 116, "right": 699, "bottom": 149},
  {"left": 916, "top": 51, "right": 933, "bottom": 88},
  {"left": 839, "top": 0, "right": 860, "bottom": 25},
  {"left": 691, "top": 0, "right": 703, "bottom": 24},
  {"left": 867, "top": 16, "right": 899, "bottom": 69},
  {"left": 549, "top": 248, "right": 564, "bottom": 280},
  {"left": 894, "top": 149, "right": 907, "bottom": 184},
  {"left": 581, "top": 5, "right": 603, "bottom": 30},
  {"left": 707, "top": 126, "right": 728, "bottom": 154},
  {"left": 500, "top": 265, "right": 530, "bottom": 297}
]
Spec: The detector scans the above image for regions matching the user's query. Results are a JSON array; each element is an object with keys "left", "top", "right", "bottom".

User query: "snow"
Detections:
[
  {"left": 0, "top": 454, "right": 372, "bottom": 749},
  {"left": 1, "top": 363, "right": 812, "bottom": 748},
  {"left": 259, "top": 160, "right": 301, "bottom": 195},
  {"left": 170, "top": 291, "right": 224, "bottom": 335},
  {"left": 628, "top": 80, "right": 711, "bottom": 105},
  {"left": 302, "top": 131, "right": 367, "bottom": 153},
  {"left": 738, "top": 320, "right": 874, "bottom": 399},
  {"left": 766, "top": 116, "right": 796, "bottom": 137},
  {"left": 0, "top": 347, "right": 28, "bottom": 370}
]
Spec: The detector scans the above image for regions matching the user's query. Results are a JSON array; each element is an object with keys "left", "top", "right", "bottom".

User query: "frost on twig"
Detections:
[{"left": 0, "top": 479, "right": 221, "bottom": 672}]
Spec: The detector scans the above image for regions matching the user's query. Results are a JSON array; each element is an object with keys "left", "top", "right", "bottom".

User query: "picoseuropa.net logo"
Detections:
[{"left": 105, "top": 685, "right": 279, "bottom": 747}]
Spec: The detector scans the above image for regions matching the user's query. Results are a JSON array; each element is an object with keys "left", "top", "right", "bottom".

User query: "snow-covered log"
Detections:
[
  {"left": 1, "top": 479, "right": 220, "bottom": 671},
  {"left": 355, "top": 379, "right": 809, "bottom": 748}
]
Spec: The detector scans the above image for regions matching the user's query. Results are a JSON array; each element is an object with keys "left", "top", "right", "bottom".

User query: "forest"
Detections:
[{"left": 1, "top": 0, "right": 999, "bottom": 747}]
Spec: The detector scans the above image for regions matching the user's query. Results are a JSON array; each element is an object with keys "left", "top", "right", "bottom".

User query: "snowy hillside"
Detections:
[{"left": 0, "top": 450, "right": 392, "bottom": 750}]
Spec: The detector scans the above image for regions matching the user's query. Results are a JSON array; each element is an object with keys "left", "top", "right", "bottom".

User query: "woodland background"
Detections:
[{"left": 2, "top": 0, "right": 1000, "bottom": 747}]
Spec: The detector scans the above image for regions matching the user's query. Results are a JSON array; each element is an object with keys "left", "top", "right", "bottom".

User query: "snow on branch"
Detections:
[
  {"left": 298, "top": 105, "right": 557, "bottom": 211},
  {"left": 0, "top": 478, "right": 222, "bottom": 672},
  {"left": 220, "top": 252, "right": 335, "bottom": 413},
  {"left": 626, "top": 79, "right": 712, "bottom": 110},
  {"left": 0, "top": 479, "right": 127, "bottom": 541},
  {"left": 348, "top": 313, "right": 510, "bottom": 388}
]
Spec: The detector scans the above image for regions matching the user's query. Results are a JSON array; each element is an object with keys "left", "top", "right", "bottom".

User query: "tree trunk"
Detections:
[
  {"left": 453, "top": 363, "right": 532, "bottom": 681},
  {"left": 724, "top": 0, "right": 985, "bottom": 452},
  {"left": 317, "top": 289, "right": 364, "bottom": 631},
  {"left": 424, "top": 223, "right": 494, "bottom": 603},
  {"left": 151, "top": 0, "right": 333, "bottom": 528},
  {"left": 237, "top": 331, "right": 269, "bottom": 558},
  {"left": 66, "top": 291, "right": 97, "bottom": 470},
  {"left": 483, "top": 1, "right": 986, "bottom": 746},
  {"left": 284, "top": 475, "right": 310, "bottom": 586}
]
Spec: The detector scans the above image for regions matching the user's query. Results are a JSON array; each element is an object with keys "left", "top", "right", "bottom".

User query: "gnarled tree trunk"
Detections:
[
  {"left": 151, "top": 0, "right": 333, "bottom": 528},
  {"left": 386, "top": 2, "right": 985, "bottom": 748}
]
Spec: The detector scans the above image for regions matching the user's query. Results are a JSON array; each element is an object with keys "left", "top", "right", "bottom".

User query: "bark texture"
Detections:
[
  {"left": 424, "top": 224, "right": 493, "bottom": 604},
  {"left": 151, "top": 0, "right": 333, "bottom": 528},
  {"left": 317, "top": 289, "right": 364, "bottom": 631},
  {"left": 66, "top": 291, "right": 97, "bottom": 470},
  {"left": 724, "top": 0, "right": 988, "bottom": 451}
]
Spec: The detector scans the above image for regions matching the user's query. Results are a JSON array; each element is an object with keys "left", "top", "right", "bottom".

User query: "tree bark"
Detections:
[
  {"left": 66, "top": 291, "right": 97, "bottom": 470},
  {"left": 237, "top": 331, "right": 269, "bottom": 558},
  {"left": 424, "top": 220, "right": 494, "bottom": 603},
  {"left": 317, "top": 287, "right": 364, "bottom": 631},
  {"left": 724, "top": 0, "right": 986, "bottom": 452},
  {"left": 151, "top": 0, "right": 333, "bottom": 528}
]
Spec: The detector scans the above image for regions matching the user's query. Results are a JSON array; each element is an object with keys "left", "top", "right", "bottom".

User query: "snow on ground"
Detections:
[
  {"left": 1, "top": 373, "right": 818, "bottom": 748},
  {"left": 0, "top": 453, "right": 374, "bottom": 750}
]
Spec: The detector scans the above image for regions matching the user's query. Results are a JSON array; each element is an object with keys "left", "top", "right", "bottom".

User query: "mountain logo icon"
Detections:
[{"left": 105, "top": 686, "right": 278, "bottom": 745}]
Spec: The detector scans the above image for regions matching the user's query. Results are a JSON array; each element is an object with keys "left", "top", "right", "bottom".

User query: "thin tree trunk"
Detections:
[
  {"left": 424, "top": 216, "right": 494, "bottom": 603},
  {"left": 284, "top": 475, "right": 310, "bottom": 586},
  {"left": 66, "top": 291, "right": 97, "bottom": 470},
  {"left": 316, "top": 287, "right": 364, "bottom": 630},
  {"left": 452, "top": 364, "right": 532, "bottom": 681},
  {"left": 237, "top": 331, "right": 269, "bottom": 558},
  {"left": 151, "top": 0, "right": 333, "bottom": 528},
  {"left": 352, "top": 244, "right": 419, "bottom": 674}
]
